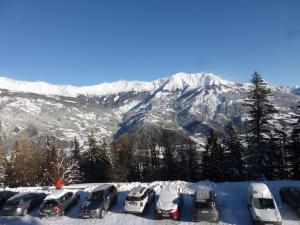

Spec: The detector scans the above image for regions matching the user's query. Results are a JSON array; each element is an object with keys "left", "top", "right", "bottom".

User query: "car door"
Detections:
[
  {"left": 289, "top": 188, "right": 299, "bottom": 208},
  {"left": 105, "top": 190, "right": 111, "bottom": 209},
  {"left": 65, "top": 193, "right": 74, "bottom": 210},
  {"left": 23, "top": 195, "right": 32, "bottom": 210},
  {"left": 148, "top": 189, "right": 155, "bottom": 203}
]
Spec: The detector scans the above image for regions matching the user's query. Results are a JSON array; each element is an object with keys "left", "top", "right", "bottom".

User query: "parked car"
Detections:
[
  {"left": 0, "top": 191, "right": 18, "bottom": 209},
  {"left": 124, "top": 186, "right": 155, "bottom": 214},
  {"left": 39, "top": 189, "right": 80, "bottom": 217},
  {"left": 280, "top": 186, "right": 300, "bottom": 216},
  {"left": 247, "top": 183, "right": 282, "bottom": 225},
  {"left": 192, "top": 185, "right": 219, "bottom": 222},
  {"left": 2, "top": 192, "right": 46, "bottom": 216},
  {"left": 156, "top": 185, "right": 183, "bottom": 220},
  {"left": 79, "top": 184, "right": 118, "bottom": 219}
]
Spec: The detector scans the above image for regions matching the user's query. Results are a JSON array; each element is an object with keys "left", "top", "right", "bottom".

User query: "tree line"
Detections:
[{"left": 0, "top": 71, "right": 299, "bottom": 187}]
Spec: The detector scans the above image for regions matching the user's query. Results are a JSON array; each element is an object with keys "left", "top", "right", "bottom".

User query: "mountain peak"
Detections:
[{"left": 0, "top": 72, "right": 242, "bottom": 97}]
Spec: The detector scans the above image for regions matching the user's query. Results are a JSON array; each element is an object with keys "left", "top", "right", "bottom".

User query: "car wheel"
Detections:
[
  {"left": 100, "top": 208, "right": 106, "bottom": 219},
  {"left": 22, "top": 208, "right": 28, "bottom": 216}
]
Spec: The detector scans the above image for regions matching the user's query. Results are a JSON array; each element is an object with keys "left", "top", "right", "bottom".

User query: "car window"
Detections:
[
  {"left": 88, "top": 191, "right": 104, "bottom": 201},
  {"left": 252, "top": 198, "right": 275, "bottom": 209},
  {"left": 23, "top": 196, "right": 31, "bottom": 201},
  {"left": 43, "top": 200, "right": 58, "bottom": 207}
]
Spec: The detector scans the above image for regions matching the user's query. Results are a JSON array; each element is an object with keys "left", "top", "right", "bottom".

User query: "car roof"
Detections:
[
  {"left": 194, "top": 186, "right": 213, "bottom": 201},
  {"left": 92, "top": 184, "right": 114, "bottom": 193},
  {"left": 128, "top": 186, "right": 147, "bottom": 197},
  {"left": 249, "top": 183, "right": 272, "bottom": 199},
  {"left": 45, "top": 189, "right": 72, "bottom": 200},
  {"left": 7, "top": 192, "right": 30, "bottom": 201}
]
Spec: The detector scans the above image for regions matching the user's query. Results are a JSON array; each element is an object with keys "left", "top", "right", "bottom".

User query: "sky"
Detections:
[{"left": 0, "top": 0, "right": 299, "bottom": 86}]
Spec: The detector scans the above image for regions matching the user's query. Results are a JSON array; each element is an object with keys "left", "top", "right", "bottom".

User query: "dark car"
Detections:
[
  {"left": 280, "top": 186, "right": 300, "bottom": 216},
  {"left": 0, "top": 191, "right": 18, "bottom": 209},
  {"left": 79, "top": 184, "right": 118, "bottom": 219},
  {"left": 39, "top": 189, "right": 80, "bottom": 217},
  {"left": 192, "top": 186, "right": 219, "bottom": 222},
  {"left": 2, "top": 192, "right": 46, "bottom": 216}
]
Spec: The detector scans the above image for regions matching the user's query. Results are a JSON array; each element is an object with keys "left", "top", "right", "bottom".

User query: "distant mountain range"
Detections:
[{"left": 0, "top": 72, "right": 299, "bottom": 150}]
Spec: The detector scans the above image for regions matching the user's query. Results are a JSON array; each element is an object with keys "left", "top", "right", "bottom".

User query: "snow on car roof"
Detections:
[
  {"left": 45, "top": 189, "right": 73, "bottom": 200},
  {"left": 249, "top": 183, "right": 272, "bottom": 199},
  {"left": 194, "top": 185, "right": 213, "bottom": 201},
  {"left": 128, "top": 186, "right": 147, "bottom": 197},
  {"left": 159, "top": 185, "right": 180, "bottom": 201},
  {"left": 91, "top": 184, "right": 114, "bottom": 193}
]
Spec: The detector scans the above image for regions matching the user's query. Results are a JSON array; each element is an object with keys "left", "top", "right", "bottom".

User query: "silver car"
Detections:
[
  {"left": 2, "top": 192, "right": 46, "bottom": 216},
  {"left": 79, "top": 184, "right": 118, "bottom": 219}
]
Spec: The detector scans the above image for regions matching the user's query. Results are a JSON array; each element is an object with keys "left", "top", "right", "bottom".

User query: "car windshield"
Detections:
[
  {"left": 194, "top": 201, "right": 212, "bottom": 209},
  {"left": 87, "top": 191, "right": 104, "bottom": 201},
  {"left": 252, "top": 198, "right": 275, "bottom": 209},
  {"left": 43, "top": 200, "right": 58, "bottom": 207}
]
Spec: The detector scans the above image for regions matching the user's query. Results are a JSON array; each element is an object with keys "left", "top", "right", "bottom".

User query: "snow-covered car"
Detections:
[
  {"left": 248, "top": 183, "right": 282, "bottom": 225},
  {"left": 79, "top": 184, "right": 118, "bottom": 219},
  {"left": 192, "top": 185, "right": 219, "bottom": 222},
  {"left": 280, "top": 186, "right": 300, "bottom": 216},
  {"left": 2, "top": 192, "right": 46, "bottom": 216},
  {"left": 155, "top": 186, "right": 183, "bottom": 220},
  {"left": 39, "top": 189, "right": 80, "bottom": 217},
  {"left": 124, "top": 186, "right": 155, "bottom": 214}
]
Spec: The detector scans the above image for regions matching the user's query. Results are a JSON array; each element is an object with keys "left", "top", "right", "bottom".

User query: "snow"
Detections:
[
  {"left": 0, "top": 72, "right": 246, "bottom": 98},
  {"left": 1, "top": 180, "right": 300, "bottom": 225},
  {"left": 44, "top": 189, "right": 76, "bottom": 200}
]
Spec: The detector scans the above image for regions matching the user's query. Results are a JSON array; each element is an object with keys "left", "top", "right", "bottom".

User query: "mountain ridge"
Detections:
[{"left": 0, "top": 72, "right": 299, "bottom": 151}]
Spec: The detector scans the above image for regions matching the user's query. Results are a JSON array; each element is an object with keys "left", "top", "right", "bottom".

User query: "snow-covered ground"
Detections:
[{"left": 1, "top": 180, "right": 300, "bottom": 225}]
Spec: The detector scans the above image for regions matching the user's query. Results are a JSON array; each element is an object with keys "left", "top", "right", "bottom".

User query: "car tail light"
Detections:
[
  {"left": 169, "top": 209, "right": 180, "bottom": 219},
  {"left": 140, "top": 202, "right": 144, "bottom": 207},
  {"left": 54, "top": 205, "right": 62, "bottom": 214}
]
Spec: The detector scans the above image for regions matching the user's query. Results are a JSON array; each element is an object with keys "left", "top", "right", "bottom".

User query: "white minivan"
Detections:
[{"left": 247, "top": 183, "right": 282, "bottom": 225}]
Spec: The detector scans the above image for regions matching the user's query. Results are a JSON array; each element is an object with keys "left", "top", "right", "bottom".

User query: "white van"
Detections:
[{"left": 247, "top": 183, "right": 282, "bottom": 225}]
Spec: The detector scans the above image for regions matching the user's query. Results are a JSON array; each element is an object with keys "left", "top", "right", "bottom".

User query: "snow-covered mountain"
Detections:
[{"left": 0, "top": 72, "right": 299, "bottom": 149}]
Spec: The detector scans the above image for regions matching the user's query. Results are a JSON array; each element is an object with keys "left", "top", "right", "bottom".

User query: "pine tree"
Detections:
[
  {"left": 0, "top": 140, "right": 7, "bottom": 187},
  {"left": 73, "top": 136, "right": 80, "bottom": 161},
  {"left": 244, "top": 71, "right": 275, "bottom": 179},
  {"left": 201, "top": 129, "right": 225, "bottom": 182},
  {"left": 290, "top": 102, "right": 300, "bottom": 179},
  {"left": 41, "top": 136, "right": 59, "bottom": 185},
  {"left": 223, "top": 123, "right": 245, "bottom": 181}
]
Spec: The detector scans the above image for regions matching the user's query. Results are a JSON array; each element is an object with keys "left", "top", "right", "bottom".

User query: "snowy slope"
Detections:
[
  {"left": 0, "top": 181, "right": 300, "bottom": 225},
  {"left": 0, "top": 72, "right": 299, "bottom": 149}
]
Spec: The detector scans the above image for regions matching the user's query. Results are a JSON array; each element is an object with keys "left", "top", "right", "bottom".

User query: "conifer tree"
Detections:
[
  {"left": 244, "top": 71, "right": 275, "bottom": 179},
  {"left": 201, "top": 129, "right": 225, "bottom": 181},
  {"left": 223, "top": 123, "right": 245, "bottom": 181},
  {"left": 0, "top": 140, "right": 7, "bottom": 187},
  {"left": 290, "top": 102, "right": 300, "bottom": 179}
]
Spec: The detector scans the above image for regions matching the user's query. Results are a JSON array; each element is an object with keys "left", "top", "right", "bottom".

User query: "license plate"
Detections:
[
  {"left": 83, "top": 215, "right": 90, "bottom": 218},
  {"left": 201, "top": 210, "right": 209, "bottom": 213},
  {"left": 129, "top": 202, "right": 137, "bottom": 205}
]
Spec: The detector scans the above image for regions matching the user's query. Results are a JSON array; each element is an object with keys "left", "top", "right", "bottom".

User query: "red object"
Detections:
[
  {"left": 54, "top": 205, "right": 62, "bottom": 214},
  {"left": 55, "top": 178, "right": 63, "bottom": 189},
  {"left": 169, "top": 209, "right": 180, "bottom": 219}
]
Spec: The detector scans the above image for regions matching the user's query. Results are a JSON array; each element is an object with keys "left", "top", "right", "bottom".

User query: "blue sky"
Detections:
[{"left": 0, "top": 0, "right": 299, "bottom": 86}]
